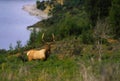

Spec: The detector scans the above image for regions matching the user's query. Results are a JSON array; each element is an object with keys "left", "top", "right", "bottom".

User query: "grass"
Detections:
[
  {"left": 0, "top": 41, "right": 120, "bottom": 81},
  {"left": 0, "top": 54, "right": 79, "bottom": 81},
  {"left": 0, "top": 52, "right": 120, "bottom": 81}
]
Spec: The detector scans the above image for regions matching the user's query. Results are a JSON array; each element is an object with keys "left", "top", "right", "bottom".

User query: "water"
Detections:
[{"left": 0, "top": 0, "right": 40, "bottom": 50}]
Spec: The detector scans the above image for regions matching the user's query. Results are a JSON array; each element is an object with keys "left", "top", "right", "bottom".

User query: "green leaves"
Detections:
[{"left": 109, "top": 0, "right": 120, "bottom": 38}]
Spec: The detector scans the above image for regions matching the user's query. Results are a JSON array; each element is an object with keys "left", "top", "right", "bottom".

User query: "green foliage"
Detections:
[
  {"left": 85, "top": 0, "right": 112, "bottom": 26},
  {"left": 109, "top": 0, "right": 120, "bottom": 38},
  {"left": 50, "top": 0, "right": 84, "bottom": 16},
  {"left": 0, "top": 51, "right": 120, "bottom": 81},
  {"left": 50, "top": 3, "right": 63, "bottom": 15},
  {"left": 27, "top": 28, "right": 39, "bottom": 48},
  {"left": 64, "top": 0, "right": 83, "bottom": 9},
  {"left": 47, "top": 10, "right": 90, "bottom": 40},
  {"left": 1, "top": 2, "right": 120, "bottom": 80},
  {"left": 82, "top": 31, "right": 94, "bottom": 44},
  {"left": 23, "top": 0, "right": 120, "bottom": 50},
  {"left": 9, "top": 43, "right": 13, "bottom": 51},
  {"left": 15, "top": 40, "right": 22, "bottom": 49},
  {"left": 36, "top": 0, "right": 46, "bottom": 10},
  {"left": 0, "top": 54, "right": 7, "bottom": 64},
  {"left": 0, "top": 49, "right": 7, "bottom": 54}
]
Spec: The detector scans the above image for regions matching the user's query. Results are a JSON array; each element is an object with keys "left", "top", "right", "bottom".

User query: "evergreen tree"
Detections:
[
  {"left": 28, "top": 28, "right": 37, "bottom": 48},
  {"left": 109, "top": 0, "right": 120, "bottom": 38},
  {"left": 9, "top": 43, "right": 13, "bottom": 51},
  {"left": 85, "top": 0, "right": 112, "bottom": 26},
  {"left": 15, "top": 40, "right": 22, "bottom": 49}
]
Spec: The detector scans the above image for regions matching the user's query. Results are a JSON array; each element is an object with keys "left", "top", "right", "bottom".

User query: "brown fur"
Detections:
[{"left": 27, "top": 44, "right": 51, "bottom": 61}]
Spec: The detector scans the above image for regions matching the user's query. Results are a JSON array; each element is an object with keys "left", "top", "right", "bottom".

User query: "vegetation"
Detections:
[
  {"left": 0, "top": 0, "right": 120, "bottom": 81},
  {"left": 34, "top": 0, "right": 120, "bottom": 42},
  {"left": 0, "top": 43, "right": 120, "bottom": 81},
  {"left": 36, "top": 0, "right": 46, "bottom": 10},
  {"left": 109, "top": 0, "right": 120, "bottom": 38}
]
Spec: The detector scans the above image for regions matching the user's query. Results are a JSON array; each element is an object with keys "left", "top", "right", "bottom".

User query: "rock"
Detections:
[{"left": 22, "top": 4, "right": 51, "bottom": 19}]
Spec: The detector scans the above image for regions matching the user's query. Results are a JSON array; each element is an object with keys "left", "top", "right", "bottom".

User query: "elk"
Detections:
[{"left": 26, "top": 33, "right": 55, "bottom": 61}]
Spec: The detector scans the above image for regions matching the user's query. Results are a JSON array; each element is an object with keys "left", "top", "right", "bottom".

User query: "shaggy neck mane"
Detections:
[{"left": 44, "top": 44, "right": 51, "bottom": 58}]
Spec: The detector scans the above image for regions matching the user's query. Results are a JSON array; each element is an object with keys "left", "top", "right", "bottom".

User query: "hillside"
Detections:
[
  {"left": 0, "top": 38, "right": 120, "bottom": 81},
  {"left": 0, "top": 36, "right": 120, "bottom": 81},
  {"left": 0, "top": 0, "right": 120, "bottom": 81}
]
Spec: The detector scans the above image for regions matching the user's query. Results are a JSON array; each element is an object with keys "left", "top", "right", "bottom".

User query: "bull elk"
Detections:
[{"left": 27, "top": 33, "right": 55, "bottom": 61}]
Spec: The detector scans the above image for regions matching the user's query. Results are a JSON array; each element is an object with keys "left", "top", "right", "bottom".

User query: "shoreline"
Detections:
[{"left": 22, "top": 4, "right": 51, "bottom": 20}]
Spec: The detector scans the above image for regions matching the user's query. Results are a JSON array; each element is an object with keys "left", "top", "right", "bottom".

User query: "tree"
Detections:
[
  {"left": 36, "top": 0, "right": 46, "bottom": 10},
  {"left": 8, "top": 43, "right": 14, "bottom": 54},
  {"left": 15, "top": 40, "right": 22, "bottom": 51},
  {"left": 9, "top": 43, "right": 13, "bottom": 51},
  {"left": 109, "top": 0, "right": 120, "bottom": 38},
  {"left": 85, "top": 0, "right": 112, "bottom": 26},
  {"left": 27, "top": 28, "right": 38, "bottom": 48}
]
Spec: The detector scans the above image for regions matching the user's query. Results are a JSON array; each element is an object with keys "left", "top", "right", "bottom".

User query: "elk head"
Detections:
[{"left": 41, "top": 33, "right": 55, "bottom": 57}]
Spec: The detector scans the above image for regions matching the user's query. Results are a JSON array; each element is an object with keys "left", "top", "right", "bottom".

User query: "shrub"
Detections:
[{"left": 82, "top": 31, "right": 94, "bottom": 44}]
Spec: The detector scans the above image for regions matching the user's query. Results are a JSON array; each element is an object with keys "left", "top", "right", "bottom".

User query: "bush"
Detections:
[
  {"left": 0, "top": 49, "right": 7, "bottom": 54},
  {"left": 82, "top": 31, "right": 94, "bottom": 44}
]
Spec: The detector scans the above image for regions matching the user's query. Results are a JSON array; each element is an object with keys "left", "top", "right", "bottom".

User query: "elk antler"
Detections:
[
  {"left": 42, "top": 33, "right": 45, "bottom": 43},
  {"left": 52, "top": 33, "right": 55, "bottom": 42},
  {"left": 41, "top": 33, "right": 55, "bottom": 44}
]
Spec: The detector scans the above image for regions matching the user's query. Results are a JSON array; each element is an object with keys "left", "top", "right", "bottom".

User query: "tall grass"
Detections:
[{"left": 0, "top": 51, "right": 120, "bottom": 81}]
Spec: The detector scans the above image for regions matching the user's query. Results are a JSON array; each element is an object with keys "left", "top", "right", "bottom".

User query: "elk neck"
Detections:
[{"left": 45, "top": 44, "right": 51, "bottom": 57}]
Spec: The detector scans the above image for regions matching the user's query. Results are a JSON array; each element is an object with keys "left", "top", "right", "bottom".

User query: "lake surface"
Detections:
[{"left": 0, "top": 0, "right": 40, "bottom": 50}]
